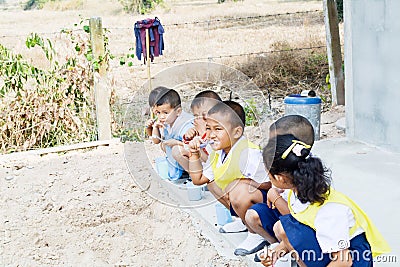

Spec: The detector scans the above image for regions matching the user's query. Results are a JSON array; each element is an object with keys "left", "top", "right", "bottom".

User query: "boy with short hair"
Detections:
[
  {"left": 188, "top": 100, "right": 271, "bottom": 256},
  {"left": 149, "top": 87, "right": 193, "bottom": 180},
  {"left": 268, "top": 114, "right": 315, "bottom": 146},
  {"left": 172, "top": 90, "right": 221, "bottom": 170},
  {"left": 145, "top": 86, "right": 170, "bottom": 137}
]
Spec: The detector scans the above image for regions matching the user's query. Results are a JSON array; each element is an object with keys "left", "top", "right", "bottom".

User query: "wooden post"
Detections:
[
  {"left": 323, "top": 0, "right": 345, "bottom": 106},
  {"left": 90, "top": 17, "right": 112, "bottom": 140}
]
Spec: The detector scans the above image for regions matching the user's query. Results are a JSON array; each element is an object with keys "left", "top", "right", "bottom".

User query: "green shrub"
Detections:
[
  {"left": 23, "top": 0, "right": 56, "bottom": 10},
  {"left": 118, "top": 0, "right": 163, "bottom": 14},
  {"left": 234, "top": 41, "right": 330, "bottom": 107},
  {"left": 244, "top": 99, "right": 260, "bottom": 126},
  {"left": 0, "top": 19, "right": 115, "bottom": 152}
]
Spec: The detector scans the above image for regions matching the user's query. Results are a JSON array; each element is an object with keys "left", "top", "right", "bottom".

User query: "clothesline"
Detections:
[
  {"left": 0, "top": 29, "right": 84, "bottom": 39},
  {"left": 0, "top": 45, "right": 328, "bottom": 65},
  {"left": 0, "top": 10, "right": 322, "bottom": 38},
  {"left": 107, "top": 9, "right": 322, "bottom": 30},
  {"left": 112, "top": 45, "right": 326, "bottom": 67},
  {"left": 162, "top": 9, "right": 322, "bottom": 27}
]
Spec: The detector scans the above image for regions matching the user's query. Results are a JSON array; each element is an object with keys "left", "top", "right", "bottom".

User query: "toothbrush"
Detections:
[
  {"left": 200, "top": 140, "right": 214, "bottom": 148},
  {"left": 184, "top": 140, "right": 214, "bottom": 150}
]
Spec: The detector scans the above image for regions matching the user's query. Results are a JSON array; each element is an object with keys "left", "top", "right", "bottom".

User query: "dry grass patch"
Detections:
[{"left": 42, "top": 0, "right": 84, "bottom": 11}]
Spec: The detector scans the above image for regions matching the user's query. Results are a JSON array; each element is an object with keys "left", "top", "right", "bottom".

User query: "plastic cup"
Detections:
[
  {"left": 186, "top": 181, "right": 203, "bottom": 201},
  {"left": 155, "top": 157, "right": 169, "bottom": 180},
  {"left": 215, "top": 202, "right": 233, "bottom": 225}
]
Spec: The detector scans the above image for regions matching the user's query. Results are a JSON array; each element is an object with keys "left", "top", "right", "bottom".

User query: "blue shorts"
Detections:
[
  {"left": 249, "top": 203, "right": 281, "bottom": 238},
  {"left": 230, "top": 188, "right": 268, "bottom": 217},
  {"left": 280, "top": 214, "right": 373, "bottom": 267}
]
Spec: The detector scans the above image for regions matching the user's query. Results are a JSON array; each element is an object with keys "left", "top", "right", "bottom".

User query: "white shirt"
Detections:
[
  {"left": 289, "top": 192, "right": 364, "bottom": 253},
  {"left": 203, "top": 137, "right": 269, "bottom": 184}
]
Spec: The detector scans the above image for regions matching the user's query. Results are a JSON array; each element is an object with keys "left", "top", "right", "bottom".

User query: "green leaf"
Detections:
[
  {"left": 93, "top": 61, "right": 99, "bottom": 71},
  {"left": 119, "top": 57, "right": 126, "bottom": 65},
  {"left": 83, "top": 25, "right": 90, "bottom": 33},
  {"left": 85, "top": 53, "right": 93, "bottom": 61},
  {"left": 128, "top": 62, "right": 133, "bottom": 67}
]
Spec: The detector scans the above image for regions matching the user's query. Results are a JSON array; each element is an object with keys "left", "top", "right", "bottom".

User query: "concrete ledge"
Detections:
[{"left": 313, "top": 138, "right": 400, "bottom": 264}]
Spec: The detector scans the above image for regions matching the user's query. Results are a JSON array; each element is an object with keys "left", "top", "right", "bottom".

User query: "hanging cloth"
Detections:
[{"left": 134, "top": 17, "right": 164, "bottom": 63}]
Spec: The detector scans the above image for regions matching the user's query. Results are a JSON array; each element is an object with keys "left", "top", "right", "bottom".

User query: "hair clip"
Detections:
[{"left": 281, "top": 140, "right": 311, "bottom": 159}]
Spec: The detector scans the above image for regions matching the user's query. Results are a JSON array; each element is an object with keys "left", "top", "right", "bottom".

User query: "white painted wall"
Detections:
[{"left": 345, "top": 0, "right": 400, "bottom": 152}]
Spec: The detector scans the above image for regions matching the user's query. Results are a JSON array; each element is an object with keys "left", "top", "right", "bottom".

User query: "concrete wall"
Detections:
[{"left": 344, "top": 0, "right": 400, "bottom": 152}]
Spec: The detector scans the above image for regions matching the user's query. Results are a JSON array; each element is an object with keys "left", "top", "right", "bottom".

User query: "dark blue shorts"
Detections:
[
  {"left": 229, "top": 188, "right": 268, "bottom": 217},
  {"left": 249, "top": 203, "right": 281, "bottom": 238},
  {"left": 280, "top": 214, "right": 373, "bottom": 267}
]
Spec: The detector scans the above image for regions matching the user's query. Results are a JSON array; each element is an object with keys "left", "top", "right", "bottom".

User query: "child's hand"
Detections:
[
  {"left": 267, "top": 188, "right": 284, "bottom": 209},
  {"left": 184, "top": 127, "right": 199, "bottom": 141},
  {"left": 153, "top": 120, "right": 164, "bottom": 129},
  {"left": 163, "top": 139, "right": 183, "bottom": 147},
  {"left": 260, "top": 248, "right": 276, "bottom": 267},
  {"left": 188, "top": 137, "right": 202, "bottom": 154},
  {"left": 145, "top": 118, "right": 155, "bottom": 129}
]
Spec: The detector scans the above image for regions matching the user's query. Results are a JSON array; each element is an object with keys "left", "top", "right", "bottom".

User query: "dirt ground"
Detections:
[
  {"left": 0, "top": 113, "right": 344, "bottom": 267},
  {"left": 0, "top": 141, "right": 248, "bottom": 266},
  {"left": 0, "top": 121, "right": 344, "bottom": 267},
  {"left": 0, "top": 0, "right": 345, "bottom": 266}
]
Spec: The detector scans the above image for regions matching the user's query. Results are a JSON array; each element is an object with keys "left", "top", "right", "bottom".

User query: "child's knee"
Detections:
[
  {"left": 245, "top": 209, "right": 260, "bottom": 225},
  {"left": 229, "top": 182, "right": 262, "bottom": 206},
  {"left": 228, "top": 184, "right": 245, "bottom": 206},
  {"left": 273, "top": 221, "right": 285, "bottom": 240},
  {"left": 171, "top": 145, "right": 185, "bottom": 160}
]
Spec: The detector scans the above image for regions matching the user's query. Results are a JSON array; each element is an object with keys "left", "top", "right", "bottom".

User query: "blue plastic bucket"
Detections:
[{"left": 284, "top": 94, "right": 322, "bottom": 140}]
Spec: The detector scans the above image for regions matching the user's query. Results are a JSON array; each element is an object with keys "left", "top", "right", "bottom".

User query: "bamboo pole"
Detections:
[
  {"left": 146, "top": 29, "right": 152, "bottom": 90},
  {"left": 145, "top": 28, "right": 154, "bottom": 119}
]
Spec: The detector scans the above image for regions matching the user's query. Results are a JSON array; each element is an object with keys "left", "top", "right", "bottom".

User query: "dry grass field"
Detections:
[{"left": 1, "top": 0, "right": 327, "bottom": 99}]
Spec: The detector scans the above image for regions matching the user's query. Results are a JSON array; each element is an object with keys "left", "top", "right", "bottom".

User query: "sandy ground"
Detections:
[
  {"left": 0, "top": 1, "right": 345, "bottom": 266},
  {"left": 0, "top": 141, "right": 248, "bottom": 266},
  {"left": 0, "top": 108, "right": 344, "bottom": 266}
]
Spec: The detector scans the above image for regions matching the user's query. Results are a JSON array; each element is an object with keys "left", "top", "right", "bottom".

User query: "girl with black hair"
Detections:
[{"left": 260, "top": 134, "right": 390, "bottom": 267}]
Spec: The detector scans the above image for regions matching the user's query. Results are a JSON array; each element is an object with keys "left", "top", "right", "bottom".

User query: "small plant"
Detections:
[
  {"left": 119, "top": 47, "right": 135, "bottom": 67},
  {"left": 23, "top": 0, "right": 55, "bottom": 10},
  {"left": 244, "top": 98, "right": 260, "bottom": 126},
  {"left": 118, "top": 128, "right": 144, "bottom": 143},
  {"left": 118, "top": 0, "right": 163, "bottom": 14}
]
